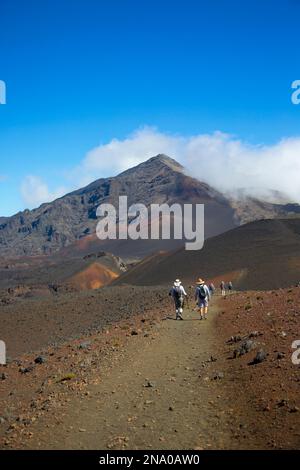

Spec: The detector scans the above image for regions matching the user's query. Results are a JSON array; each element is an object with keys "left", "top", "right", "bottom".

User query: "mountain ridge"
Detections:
[
  {"left": 1, "top": 154, "right": 300, "bottom": 258},
  {"left": 115, "top": 218, "right": 300, "bottom": 290},
  {"left": 0, "top": 155, "right": 236, "bottom": 257}
]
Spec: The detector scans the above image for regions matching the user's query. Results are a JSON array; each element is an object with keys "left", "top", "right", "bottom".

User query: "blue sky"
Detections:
[{"left": 0, "top": 0, "right": 300, "bottom": 215}]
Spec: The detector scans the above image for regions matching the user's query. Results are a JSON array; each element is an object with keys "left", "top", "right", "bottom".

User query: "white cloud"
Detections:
[
  {"left": 76, "top": 127, "right": 300, "bottom": 202},
  {"left": 183, "top": 132, "right": 300, "bottom": 202},
  {"left": 74, "top": 127, "right": 185, "bottom": 186},
  {"left": 20, "top": 127, "right": 300, "bottom": 209},
  {"left": 20, "top": 175, "right": 67, "bottom": 208}
]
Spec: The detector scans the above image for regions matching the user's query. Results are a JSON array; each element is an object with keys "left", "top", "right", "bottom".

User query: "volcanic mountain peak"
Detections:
[
  {"left": 1, "top": 154, "right": 300, "bottom": 258},
  {"left": 118, "top": 154, "right": 184, "bottom": 178},
  {"left": 0, "top": 154, "right": 235, "bottom": 257},
  {"left": 68, "top": 154, "right": 183, "bottom": 198}
]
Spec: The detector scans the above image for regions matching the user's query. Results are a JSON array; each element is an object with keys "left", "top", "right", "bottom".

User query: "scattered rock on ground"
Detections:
[
  {"left": 213, "top": 372, "right": 224, "bottom": 380},
  {"left": 34, "top": 355, "right": 47, "bottom": 364},
  {"left": 252, "top": 350, "right": 267, "bottom": 364},
  {"left": 19, "top": 366, "right": 34, "bottom": 374},
  {"left": 234, "top": 339, "right": 255, "bottom": 358},
  {"left": 144, "top": 380, "right": 155, "bottom": 388},
  {"left": 78, "top": 341, "right": 91, "bottom": 350}
]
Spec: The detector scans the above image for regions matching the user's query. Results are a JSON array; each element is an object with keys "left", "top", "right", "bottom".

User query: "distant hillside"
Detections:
[
  {"left": 115, "top": 219, "right": 300, "bottom": 290},
  {"left": 0, "top": 155, "right": 237, "bottom": 257},
  {"left": 1, "top": 154, "right": 300, "bottom": 259},
  {"left": 0, "top": 251, "right": 126, "bottom": 291}
]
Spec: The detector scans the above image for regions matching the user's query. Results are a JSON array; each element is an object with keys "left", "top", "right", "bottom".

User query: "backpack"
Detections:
[
  {"left": 173, "top": 286, "right": 182, "bottom": 299},
  {"left": 198, "top": 285, "right": 207, "bottom": 299}
]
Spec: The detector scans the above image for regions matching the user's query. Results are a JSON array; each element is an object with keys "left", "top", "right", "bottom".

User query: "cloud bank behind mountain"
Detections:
[{"left": 21, "top": 127, "right": 300, "bottom": 208}]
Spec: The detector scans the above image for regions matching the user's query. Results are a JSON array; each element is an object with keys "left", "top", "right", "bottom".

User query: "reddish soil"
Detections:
[
  {"left": 215, "top": 288, "right": 300, "bottom": 448},
  {"left": 69, "top": 262, "right": 119, "bottom": 290},
  {"left": 0, "top": 286, "right": 169, "bottom": 358},
  {"left": 0, "top": 287, "right": 299, "bottom": 450}
]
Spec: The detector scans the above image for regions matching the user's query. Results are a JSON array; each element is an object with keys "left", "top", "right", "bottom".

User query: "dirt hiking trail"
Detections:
[
  {"left": 19, "top": 299, "right": 245, "bottom": 450},
  {"left": 2, "top": 289, "right": 299, "bottom": 450}
]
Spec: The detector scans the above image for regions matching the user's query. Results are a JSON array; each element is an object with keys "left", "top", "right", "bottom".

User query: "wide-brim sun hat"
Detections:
[
  {"left": 174, "top": 279, "right": 181, "bottom": 286},
  {"left": 196, "top": 278, "right": 205, "bottom": 285}
]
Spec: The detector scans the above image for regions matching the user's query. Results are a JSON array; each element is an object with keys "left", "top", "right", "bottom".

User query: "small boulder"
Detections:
[
  {"left": 277, "top": 399, "right": 288, "bottom": 408},
  {"left": 234, "top": 339, "right": 255, "bottom": 358},
  {"left": 249, "top": 331, "right": 261, "bottom": 338},
  {"left": 78, "top": 341, "right": 91, "bottom": 350},
  {"left": 213, "top": 372, "right": 224, "bottom": 380},
  {"left": 34, "top": 355, "right": 46, "bottom": 365},
  {"left": 227, "top": 335, "right": 242, "bottom": 344},
  {"left": 19, "top": 366, "right": 34, "bottom": 374},
  {"left": 131, "top": 330, "right": 138, "bottom": 336},
  {"left": 144, "top": 380, "right": 155, "bottom": 388},
  {"left": 252, "top": 349, "right": 267, "bottom": 364}
]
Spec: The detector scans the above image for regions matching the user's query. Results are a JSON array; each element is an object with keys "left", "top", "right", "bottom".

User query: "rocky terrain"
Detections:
[
  {"left": 1, "top": 155, "right": 300, "bottom": 451},
  {"left": 1, "top": 154, "right": 300, "bottom": 259},
  {"left": 0, "top": 287, "right": 299, "bottom": 449},
  {"left": 0, "top": 155, "right": 236, "bottom": 258},
  {"left": 0, "top": 251, "right": 127, "bottom": 291},
  {"left": 0, "top": 285, "right": 169, "bottom": 358}
]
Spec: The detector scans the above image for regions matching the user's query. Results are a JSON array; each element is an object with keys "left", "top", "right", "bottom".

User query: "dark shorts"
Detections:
[
  {"left": 174, "top": 297, "right": 184, "bottom": 309},
  {"left": 198, "top": 298, "right": 209, "bottom": 308}
]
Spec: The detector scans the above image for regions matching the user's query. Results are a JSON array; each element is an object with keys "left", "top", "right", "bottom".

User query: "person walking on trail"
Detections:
[
  {"left": 228, "top": 281, "right": 233, "bottom": 293},
  {"left": 209, "top": 282, "right": 215, "bottom": 295},
  {"left": 169, "top": 279, "right": 187, "bottom": 320},
  {"left": 195, "top": 278, "right": 211, "bottom": 320},
  {"left": 220, "top": 281, "right": 226, "bottom": 296}
]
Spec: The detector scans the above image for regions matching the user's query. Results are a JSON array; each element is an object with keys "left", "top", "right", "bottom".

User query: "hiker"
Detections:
[
  {"left": 169, "top": 279, "right": 187, "bottom": 320},
  {"left": 195, "top": 278, "right": 211, "bottom": 320},
  {"left": 220, "top": 281, "right": 226, "bottom": 296},
  {"left": 209, "top": 282, "right": 215, "bottom": 295},
  {"left": 228, "top": 281, "right": 233, "bottom": 292}
]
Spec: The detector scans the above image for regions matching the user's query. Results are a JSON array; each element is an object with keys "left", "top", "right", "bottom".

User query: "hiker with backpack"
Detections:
[
  {"left": 209, "top": 282, "right": 215, "bottom": 295},
  {"left": 228, "top": 281, "right": 233, "bottom": 293},
  {"left": 220, "top": 280, "right": 226, "bottom": 296},
  {"left": 169, "top": 279, "right": 188, "bottom": 320},
  {"left": 195, "top": 278, "right": 211, "bottom": 320}
]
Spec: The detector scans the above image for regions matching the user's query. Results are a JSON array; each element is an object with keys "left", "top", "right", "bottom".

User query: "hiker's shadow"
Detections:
[{"left": 163, "top": 315, "right": 202, "bottom": 321}]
